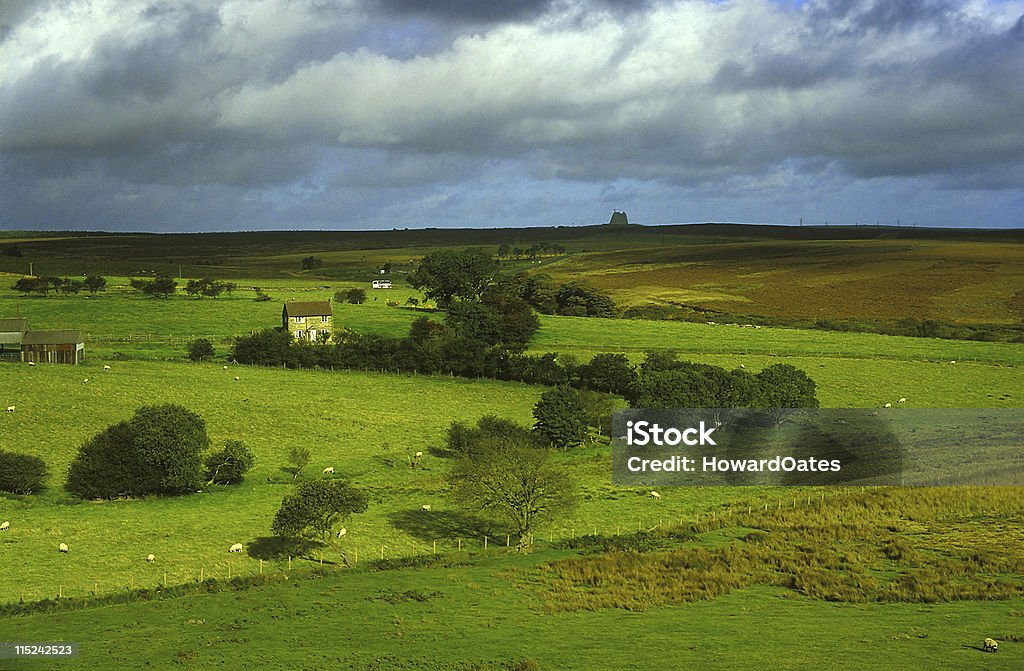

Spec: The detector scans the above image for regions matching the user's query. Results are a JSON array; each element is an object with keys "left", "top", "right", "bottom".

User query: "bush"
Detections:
[
  {"left": 0, "top": 450, "right": 48, "bottom": 494},
  {"left": 204, "top": 439, "right": 255, "bottom": 485},
  {"left": 344, "top": 288, "right": 367, "bottom": 304},
  {"left": 188, "top": 338, "right": 215, "bottom": 362},
  {"left": 66, "top": 405, "right": 209, "bottom": 499},
  {"left": 533, "top": 386, "right": 587, "bottom": 449}
]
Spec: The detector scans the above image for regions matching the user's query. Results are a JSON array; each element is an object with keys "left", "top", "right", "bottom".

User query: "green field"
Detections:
[{"left": 2, "top": 227, "right": 1024, "bottom": 670}]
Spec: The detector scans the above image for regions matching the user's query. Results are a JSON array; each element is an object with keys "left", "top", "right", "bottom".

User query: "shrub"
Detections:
[
  {"left": 187, "top": 338, "right": 215, "bottom": 362},
  {"left": 0, "top": 450, "right": 48, "bottom": 494},
  {"left": 66, "top": 405, "right": 209, "bottom": 499},
  {"left": 204, "top": 440, "right": 255, "bottom": 485},
  {"left": 344, "top": 288, "right": 367, "bottom": 304},
  {"left": 533, "top": 386, "right": 587, "bottom": 449}
]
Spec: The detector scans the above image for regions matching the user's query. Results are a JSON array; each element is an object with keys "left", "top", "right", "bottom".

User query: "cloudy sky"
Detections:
[{"left": 1, "top": 0, "right": 1023, "bottom": 231}]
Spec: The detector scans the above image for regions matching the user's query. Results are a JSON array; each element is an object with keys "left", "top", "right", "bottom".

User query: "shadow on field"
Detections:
[
  {"left": 247, "top": 536, "right": 323, "bottom": 560},
  {"left": 388, "top": 509, "right": 502, "bottom": 541}
]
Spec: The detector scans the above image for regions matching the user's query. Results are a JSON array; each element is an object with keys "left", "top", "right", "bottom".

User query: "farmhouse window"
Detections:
[
  {"left": 321, "top": 316, "right": 329, "bottom": 322},
  {"left": 293, "top": 316, "right": 305, "bottom": 324},
  {"left": 296, "top": 330, "right": 304, "bottom": 339}
]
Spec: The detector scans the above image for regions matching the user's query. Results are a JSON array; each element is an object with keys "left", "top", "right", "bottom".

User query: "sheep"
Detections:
[
  {"left": 146, "top": 554, "right": 155, "bottom": 562},
  {"left": 949, "top": 360, "right": 956, "bottom": 364},
  {"left": 5, "top": 406, "right": 13, "bottom": 412},
  {"left": 58, "top": 543, "right": 69, "bottom": 553},
  {"left": 0, "top": 521, "right": 9, "bottom": 531},
  {"left": 228, "top": 543, "right": 243, "bottom": 553},
  {"left": 103, "top": 365, "right": 111, "bottom": 370},
  {"left": 421, "top": 504, "right": 432, "bottom": 511},
  {"left": 83, "top": 378, "right": 89, "bottom": 383},
  {"left": 322, "top": 466, "right": 335, "bottom": 474},
  {"left": 223, "top": 365, "right": 228, "bottom": 370},
  {"left": 883, "top": 402, "right": 892, "bottom": 408},
  {"left": 898, "top": 397, "right": 907, "bottom": 404},
  {"left": 983, "top": 638, "right": 999, "bottom": 653},
  {"left": 415, "top": 451, "right": 423, "bottom": 458},
  {"left": 650, "top": 491, "right": 662, "bottom": 500},
  {"left": 28, "top": 361, "right": 35, "bottom": 366},
  {"left": 234, "top": 376, "right": 240, "bottom": 381},
  {"left": 336, "top": 528, "right": 347, "bottom": 539}
]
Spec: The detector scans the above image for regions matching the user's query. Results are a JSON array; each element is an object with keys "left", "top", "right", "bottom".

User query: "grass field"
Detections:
[{"left": 2, "top": 227, "right": 1024, "bottom": 670}]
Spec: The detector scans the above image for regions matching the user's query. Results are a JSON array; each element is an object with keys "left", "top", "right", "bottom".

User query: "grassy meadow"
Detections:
[{"left": 1, "top": 226, "right": 1024, "bottom": 670}]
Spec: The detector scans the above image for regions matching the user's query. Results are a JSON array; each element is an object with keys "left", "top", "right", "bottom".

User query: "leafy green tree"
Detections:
[
  {"left": 57, "top": 278, "right": 85, "bottom": 295},
  {"left": 231, "top": 328, "right": 291, "bottom": 366},
  {"left": 532, "top": 386, "right": 588, "bottom": 449},
  {"left": 444, "top": 415, "right": 536, "bottom": 458},
  {"left": 141, "top": 275, "right": 177, "bottom": 298},
  {"left": 66, "top": 405, "right": 208, "bottom": 498},
  {"left": 577, "top": 353, "right": 638, "bottom": 397},
  {"left": 271, "top": 479, "right": 368, "bottom": 562},
  {"left": 408, "top": 249, "right": 499, "bottom": 307},
  {"left": 12, "top": 276, "right": 59, "bottom": 297},
  {"left": 345, "top": 288, "right": 367, "bottom": 304},
  {"left": 204, "top": 439, "right": 256, "bottom": 485},
  {"left": 755, "top": 364, "right": 819, "bottom": 423},
  {"left": 408, "top": 316, "right": 448, "bottom": 344},
  {"left": 0, "top": 450, "right": 48, "bottom": 494},
  {"left": 83, "top": 275, "right": 107, "bottom": 294},
  {"left": 555, "top": 281, "right": 616, "bottom": 318},
  {"left": 448, "top": 437, "right": 576, "bottom": 548},
  {"left": 188, "top": 338, "right": 215, "bottom": 362},
  {"left": 301, "top": 256, "right": 323, "bottom": 270}
]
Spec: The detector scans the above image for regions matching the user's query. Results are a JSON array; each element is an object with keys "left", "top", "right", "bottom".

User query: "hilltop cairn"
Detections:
[{"left": 608, "top": 210, "right": 629, "bottom": 226}]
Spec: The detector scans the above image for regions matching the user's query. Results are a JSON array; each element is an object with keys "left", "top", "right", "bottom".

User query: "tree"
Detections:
[
  {"left": 532, "top": 386, "right": 588, "bottom": 449},
  {"left": 408, "top": 249, "right": 499, "bottom": 307},
  {"left": 83, "top": 275, "right": 107, "bottom": 294},
  {"left": 345, "top": 288, "right": 367, "bottom": 304},
  {"left": 755, "top": 364, "right": 819, "bottom": 424},
  {"left": 231, "top": 328, "right": 291, "bottom": 366},
  {"left": 287, "top": 445, "right": 311, "bottom": 480},
  {"left": 66, "top": 405, "right": 209, "bottom": 499},
  {"left": 448, "top": 437, "right": 576, "bottom": 548},
  {"left": 57, "top": 278, "right": 84, "bottom": 295},
  {"left": 138, "top": 275, "right": 177, "bottom": 298},
  {"left": 444, "top": 415, "right": 536, "bottom": 458},
  {"left": 188, "top": 338, "right": 215, "bottom": 362},
  {"left": 301, "top": 256, "right": 323, "bottom": 270},
  {"left": 0, "top": 450, "right": 48, "bottom": 494},
  {"left": 555, "top": 281, "right": 617, "bottom": 318},
  {"left": 577, "top": 353, "right": 637, "bottom": 397},
  {"left": 204, "top": 439, "right": 255, "bottom": 485},
  {"left": 272, "top": 479, "right": 368, "bottom": 562},
  {"left": 12, "top": 276, "right": 59, "bottom": 297}
]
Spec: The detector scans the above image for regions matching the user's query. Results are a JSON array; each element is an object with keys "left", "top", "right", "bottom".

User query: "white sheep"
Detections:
[
  {"left": 414, "top": 451, "right": 423, "bottom": 458},
  {"left": 883, "top": 402, "right": 892, "bottom": 408},
  {"left": 58, "top": 542, "right": 69, "bottom": 553},
  {"left": 228, "top": 543, "right": 243, "bottom": 553},
  {"left": 983, "top": 638, "right": 999, "bottom": 653},
  {"left": 83, "top": 378, "right": 89, "bottom": 383},
  {"left": 146, "top": 553, "right": 155, "bottom": 562},
  {"left": 223, "top": 365, "right": 228, "bottom": 370},
  {"left": 650, "top": 491, "right": 662, "bottom": 500},
  {"left": 234, "top": 376, "right": 240, "bottom": 381},
  {"left": 336, "top": 528, "right": 347, "bottom": 539},
  {"left": 898, "top": 397, "right": 907, "bottom": 404},
  {"left": 5, "top": 406, "right": 13, "bottom": 413},
  {"left": 421, "top": 504, "right": 432, "bottom": 511},
  {"left": 28, "top": 361, "right": 35, "bottom": 366},
  {"left": 949, "top": 360, "right": 956, "bottom": 364},
  {"left": 322, "top": 467, "right": 335, "bottom": 474},
  {"left": 103, "top": 365, "right": 111, "bottom": 370},
  {"left": 0, "top": 521, "right": 9, "bottom": 531}
]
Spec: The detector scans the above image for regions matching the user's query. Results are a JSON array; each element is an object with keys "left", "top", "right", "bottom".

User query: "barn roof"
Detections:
[
  {"left": 22, "top": 329, "right": 84, "bottom": 345},
  {"left": 283, "top": 301, "right": 333, "bottom": 317},
  {"left": 0, "top": 318, "right": 29, "bottom": 333},
  {"left": 0, "top": 318, "right": 29, "bottom": 345}
]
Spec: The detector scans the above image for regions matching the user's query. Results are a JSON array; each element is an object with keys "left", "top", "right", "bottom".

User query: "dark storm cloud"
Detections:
[{"left": 2, "top": 0, "right": 1024, "bottom": 231}]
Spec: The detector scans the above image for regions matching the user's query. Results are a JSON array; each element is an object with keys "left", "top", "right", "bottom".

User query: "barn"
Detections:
[
  {"left": 0, "top": 318, "right": 28, "bottom": 362},
  {"left": 20, "top": 330, "right": 86, "bottom": 364}
]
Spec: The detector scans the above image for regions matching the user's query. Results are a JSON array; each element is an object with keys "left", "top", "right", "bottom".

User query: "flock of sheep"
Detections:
[
  {"left": 0, "top": 520, "right": 244, "bottom": 559},
  {"left": 882, "top": 397, "right": 908, "bottom": 408}
]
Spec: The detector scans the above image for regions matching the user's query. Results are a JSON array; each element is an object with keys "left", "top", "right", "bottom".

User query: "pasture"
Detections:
[{"left": 2, "top": 226, "right": 1024, "bottom": 670}]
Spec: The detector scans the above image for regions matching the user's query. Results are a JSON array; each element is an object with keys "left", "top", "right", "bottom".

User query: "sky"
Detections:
[{"left": 1, "top": 0, "right": 1023, "bottom": 232}]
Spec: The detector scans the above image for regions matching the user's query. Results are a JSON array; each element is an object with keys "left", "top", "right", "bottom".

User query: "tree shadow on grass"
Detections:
[
  {"left": 388, "top": 509, "right": 504, "bottom": 541},
  {"left": 247, "top": 536, "right": 323, "bottom": 561}
]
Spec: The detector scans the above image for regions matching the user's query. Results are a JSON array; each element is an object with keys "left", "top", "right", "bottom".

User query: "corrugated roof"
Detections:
[
  {"left": 0, "top": 318, "right": 29, "bottom": 333},
  {"left": 283, "top": 301, "right": 333, "bottom": 317},
  {"left": 21, "top": 330, "right": 84, "bottom": 345}
]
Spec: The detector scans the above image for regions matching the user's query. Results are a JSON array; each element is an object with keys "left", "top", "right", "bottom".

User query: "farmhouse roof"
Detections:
[
  {"left": 283, "top": 301, "right": 333, "bottom": 317},
  {"left": 22, "top": 329, "right": 85, "bottom": 345}
]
